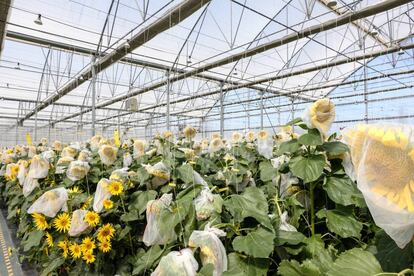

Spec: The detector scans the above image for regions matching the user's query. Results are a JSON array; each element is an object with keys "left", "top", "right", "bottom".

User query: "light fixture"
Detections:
[
  {"left": 124, "top": 39, "right": 131, "bottom": 49},
  {"left": 398, "top": 48, "right": 405, "bottom": 56},
  {"left": 15, "top": 62, "right": 20, "bottom": 70},
  {"left": 34, "top": 14, "right": 43, "bottom": 25},
  {"left": 186, "top": 55, "right": 192, "bottom": 64},
  {"left": 370, "top": 28, "right": 378, "bottom": 36},
  {"left": 79, "top": 75, "right": 84, "bottom": 81},
  {"left": 326, "top": 0, "right": 337, "bottom": 8},
  {"left": 233, "top": 68, "right": 238, "bottom": 76}
]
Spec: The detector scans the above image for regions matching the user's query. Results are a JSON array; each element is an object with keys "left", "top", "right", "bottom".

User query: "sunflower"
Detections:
[
  {"left": 103, "top": 199, "right": 113, "bottom": 210},
  {"left": 209, "top": 138, "right": 224, "bottom": 153},
  {"left": 245, "top": 131, "right": 255, "bottom": 142},
  {"left": 81, "top": 237, "right": 96, "bottom": 254},
  {"left": 32, "top": 213, "right": 48, "bottom": 230},
  {"left": 98, "top": 145, "right": 118, "bottom": 166},
  {"left": 98, "top": 240, "right": 111, "bottom": 253},
  {"left": 303, "top": 98, "right": 335, "bottom": 136},
  {"left": 107, "top": 181, "right": 123, "bottom": 196},
  {"left": 45, "top": 232, "right": 53, "bottom": 247},
  {"left": 183, "top": 126, "right": 197, "bottom": 139},
  {"left": 343, "top": 125, "right": 414, "bottom": 211},
  {"left": 257, "top": 130, "right": 269, "bottom": 140},
  {"left": 69, "top": 242, "right": 82, "bottom": 259},
  {"left": 84, "top": 211, "right": 100, "bottom": 227},
  {"left": 68, "top": 186, "right": 82, "bottom": 194},
  {"left": 163, "top": 131, "right": 173, "bottom": 140},
  {"left": 231, "top": 132, "right": 242, "bottom": 143},
  {"left": 57, "top": 240, "right": 69, "bottom": 258},
  {"left": 53, "top": 213, "right": 71, "bottom": 233},
  {"left": 81, "top": 196, "right": 93, "bottom": 210},
  {"left": 82, "top": 251, "right": 96, "bottom": 264},
  {"left": 97, "top": 223, "right": 115, "bottom": 242}
]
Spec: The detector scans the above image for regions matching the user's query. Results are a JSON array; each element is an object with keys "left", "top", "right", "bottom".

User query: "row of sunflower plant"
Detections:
[{"left": 0, "top": 98, "right": 413, "bottom": 275}]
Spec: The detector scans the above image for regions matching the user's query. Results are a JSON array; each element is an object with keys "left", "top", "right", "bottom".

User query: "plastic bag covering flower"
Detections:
[
  {"left": 257, "top": 130, "right": 273, "bottom": 159},
  {"left": 68, "top": 209, "right": 90, "bottom": 237},
  {"left": 41, "top": 150, "right": 56, "bottom": 162},
  {"left": 231, "top": 132, "right": 242, "bottom": 144},
  {"left": 28, "top": 155, "right": 49, "bottom": 179},
  {"left": 61, "top": 146, "right": 78, "bottom": 159},
  {"left": 188, "top": 224, "right": 227, "bottom": 276},
  {"left": 245, "top": 131, "right": 255, "bottom": 142},
  {"left": 279, "top": 211, "right": 297, "bottom": 232},
  {"left": 90, "top": 134, "right": 103, "bottom": 151},
  {"left": 98, "top": 145, "right": 118, "bottom": 166},
  {"left": 22, "top": 177, "right": 39, "bottom": 197},
  {"left": 194, "top": 188, "right": 223, "bottom": 220},
  {"left": 183, "top": 126, "right": 197, "bottom": 139},
  {"left": 123, "top": 152, "right": 133, "bottom": 168},
  {"left": 56, "top": 156, "right": 74, "bottom": 174},
  {"left": 279, "top": 173, "right": 299, "bottom": 198},
  {"left": 78, "top": 150, "right": 92, "bottom": 162},
  {"left": 151, "top": 248, "right": 198, "bottom": 276},
  {"left": 109, "top": 168, "right": 129, "bottom": 183},
  {"left": 17, "top": 160, "right": 28, "bottom": 186},
  {"left": 143, "top": 162, "right": 170, "bottom": 189},
  {"left": 209, "top": 138, "right": 224, "bottom": 153},
  {"left": 27, "top": 187, "right": 68, "bottom": 217},
  {"left": 5, "top": 163, "right": 19, "bottom": 181},
  {"left": 275, "top": 126, "right": 294, "bottom": 144},
  {"left": 66, "top": 161, "right": 90, "bottom": 182},
  {"left": 28, "top": 146, "right": 37, "bottom": 158},
  {"left": 133, "top": 139, "right": 146, "bottom": 159},
  {"left": 93, "top": 179, "right": 112, "bottom": 213},
  {"left": 302, "top": 98, "right": 335, "bottom": 136},
  {"left": 143, "top": 193, "right": 176, "bottom": 246},
  {"left": 53, "top": 140, "right": 63, "bottom": 152},
  {"left": 342, "top": 124, "right": 414, "bottom": 248}
]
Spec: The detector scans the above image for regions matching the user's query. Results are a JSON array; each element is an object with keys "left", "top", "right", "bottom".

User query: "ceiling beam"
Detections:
[
  {"left": 0, "top": 0, "right": 12, "bottom": 54},
  {"left": 49, "top": 0, "right": 412, "bottom": 126},
  {"left": 17, "top": 0, "right": 211, "bottom": 125}
]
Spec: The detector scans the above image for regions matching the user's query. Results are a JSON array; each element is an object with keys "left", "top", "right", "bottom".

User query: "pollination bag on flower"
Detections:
[
  {"left": 78, "top": 149, "right": 92, "bottom": 162},
  {"left": 17, "top": 160, "right": 28, "bottom": 186},
  {"left": 41, "top": 150, "right": 56, "bottom": 162},
  {"left": 133, "top": 139, "right": 146, "bottom": 159},
  {"left": 302, "top": 98, "right": 335, "bottom": 137},
  {"left": 342, "top": 124, "right": 414, "bottom": 248},
  {"left": 123, "top": 152, "right": 132, "bottom": 168},
  {"left": 61, "top": 146, "right": 78, "bottom": 158},
  {"left": 68, "top": 209, "right": 90, "bottom": 237},
  {"left": 28, "top": 155, "right": 49, "bottom": 179},
  {"left": 151, "top": 248, "right": 199, "bottom": 276},
  {"left": 55, "top": 156, "right": 74, "bottom": 174},
  {"left": 66, "top": 160, "right": 90, "bottom": 182},
  {"left": 208, "top": 138, "right": 224, "bottom": 154},
  {"left": 28, "top": 146, "right": 37, "bottom": 158},
  {"left": 28, "top": 187, "right": 68, "bottom": 217},
  {"left": 257, "top": 130, "right": 273, "bottom": 159},
  {"left": 279, "top": 211, "right": 297, "bottom": 232},
  {"left": 279, "top": 173, "right": 299, "bottom": 198},
  {"left": 110, "top": 168, "right": 129, "bottom": 183},
  {"left": 93, "top": 178, "right": 112, "bottom": 213},
  {"left": 188, "top": 224, "right": 227, "bottom": 276},
  {"left": 22, "top": 177, "right": 39, "bottom": 197},
  {"left": 194, "top": 188, "right": 223, "bottom": 220},
  {"left": 143, "top": 193, "right": 177, "bottom": 246},
  {"left": 98, "top": 145, "right": 118, "bottom": 166},
  {"left": 143, "top": 162, "right": 170, "bottom": 189}
]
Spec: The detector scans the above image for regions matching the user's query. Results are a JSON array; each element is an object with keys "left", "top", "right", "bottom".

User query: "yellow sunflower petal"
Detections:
[
  {"left": 403, "top": 185, "right": 414, "bottom": 212},
  {"left": 371, "top": 185, "right": 389, "bottom": 196}
]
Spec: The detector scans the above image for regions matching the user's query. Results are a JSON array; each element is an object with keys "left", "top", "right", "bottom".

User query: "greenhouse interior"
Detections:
[{"left": 0, "top": 0, "right": 412, "bottom": 275}]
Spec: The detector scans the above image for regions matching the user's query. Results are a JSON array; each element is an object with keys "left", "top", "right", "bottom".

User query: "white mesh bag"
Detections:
[
  {"left": 151, "top": 248, "right": 198, "bottom": 276},
  {"left": 279, "top": 211, "right": 297, "bottom": 232},
  {"left": 143, "top": 162, "right": 170, "bottom": 189},
  {"left": 22, "top": 177, "right": 39, "bottom": 197},
  {"left": 27, "top": 187, "right": 68, "bottom": 217},
  {"left": 66, "top": 160, "right": 90, "bottom": 182},
  {"left": 342, "top": 124, "right": 414, "bottom": 248},
  {"left": 17, "top": 160, "right": 28, "bottom": 186},
  {"left": 68, "top": 209, "right": 90, "bottom": 237},
  {"left": 93, "top": 178, "right": 112, "bottom": 213},
  {"left": 188, "top": 224, "right": 227, "bottom": 276},
  {"left": 55, "top": 156, "right": 74, "bottom": 174},
  {"left": 28, "top": 155, "right": 49, "bottom": 179},
  {"left": 41, "top": 150, "right": 56, "bottom": 162},
  {"left": 143, "top": 193, "right": 176, "bottom": 246},
  {"left": 123, "top": 152, "right": 133, "bottom": 168},
  {"left": 194, "top": 188, "right": 223, "bottom": 220}
]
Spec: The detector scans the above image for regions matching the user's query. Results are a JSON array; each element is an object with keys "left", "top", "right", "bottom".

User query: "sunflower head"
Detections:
[
  {"left": 231, "top": 132, "right": 242, "bottom": 143},
  {"left": 163, "top": 131, "right": 173, "bottom": 140},
  {"left": 57, "top": 240, "right": 69, "bottom": 258},
  {"left": 103, "top": 199, "right": 114, "bottom": 210},
  {"left": 32, "top": 213, "right": 49, "bottom": 230},
  {"left": 45, "top": 232, "right": 53, "bottom": 248},
  {"left": 82, "top": 251, "right": 96, "bottom": 264},
  {"left": 258, "top": 130, "right": 269, "bottom": 140},
  {"left": 209, "top": 138, "right": 224, "bottom": 153},
  {"left": 98, "top": 145, "right": 118, "bottom": 166},
  {"left": 97, "top": 223, "right": 115, "bottom": 242},
  {"left": 107, "top": 181, "right": 124, "bottom": 196},
  {"left": 53, "top": 213, "right": 71, "bottom": 233},
  {"left": 69, "top": 242, "right": 82, "bottom": 259},
  {"left": 245, "top": 131, "right": 255, "bottom": 142},
  {"left": 99, "top": 240, "right": 111, "bottom": 253},
  {"left": 84, "top": 211, "right": 100, "bottom": 227},
  {"left": 81, "top": 237, "right": 96, "bottom": 254}
]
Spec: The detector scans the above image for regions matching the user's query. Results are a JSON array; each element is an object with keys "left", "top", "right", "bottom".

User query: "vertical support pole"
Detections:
[
  {"left": 34, "top": 109, "right": 38, "bottom": 142},
  {"left": 247, "top": 89, "right": 250, "bottom": 129},
  {"left": 260, "top": 91, "right": 264, "bottom": 129},
  {"left": 91, "top": 56, "right": 97, "bottom": 136},
  {"left": 219, "top": 82, "right": 224, "bottom": 136},
  {"left": 363, "top": 41, "right": 368, "bottom": 124},
  {"left": 166, "top": 70, "right": 171, "bottom": 131},
  {"left": 15, "top": 125, "right": 18, "bottom": 145}
]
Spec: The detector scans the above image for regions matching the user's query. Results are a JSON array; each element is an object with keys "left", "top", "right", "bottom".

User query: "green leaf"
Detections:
[
  {"left": 232, "top": 228, "right": 275, "bottom": 258},
  {"left": 323, "top": 176, "right": 364, "bottom": 207},
  {"left": 277, "top": 260, "right": 321, "bottom": 276},
  {"left": 289, "top": 155, "right": 325, "bottom": 183},
  {"left": 177, "top": 163, "right": 194, "bottom": 184},
  {"left": 375, "top": 230, "right": 414, "bottom": 272},
  {"left": 327, "top": 248, "right": 383, "bottom": 276},
  {"left": 317, "top": 209, "right": 363, "bottom": 238},
  {"left": 158, "top": 197, "right": 192, "bottom": 236},
  {"left": 259, "top": 161, "right": 278, "bottom": 182},
  {"left": 40, "top": 257, "right": 65, "bottom": 276},
  {"left": 132, "top": 245, "right": 169, "bottom": 275},
  {"left": 121, "top": 210, "right": 139, "bottom": 222},
  {"left": 223, "top": 253, "right": 269, "bottom": 276},
  {"left": 197, "top": 263, "right": 215, "bottom": 276},
  {"left": 304, "top": 235, "right": 336, "bottom": 274},
  {"left": 285, "top": 118, "right": 303, "bottom": 126},
  {"left": 277, "top": 139, "right": 300, "bottom": 155},
  {"left": 275, "top": 230, "right": 306, "bottom": 246},
  {"left": 23, "top": 230, "right": 43, "bottom": 252},
  {"left": 322, "top": 141, "right": 349, "bottom": 155},
  {"left": 129, "top": 190, "right": 157, "bottom": 214},
  {"left": 298, "top": 129, "right": 323, "bottom": 146},
  {"left": 224, "top": 187, "right": 272, "bottom": 229}
]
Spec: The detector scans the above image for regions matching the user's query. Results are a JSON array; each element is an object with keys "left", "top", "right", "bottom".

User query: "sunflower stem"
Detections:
[
  {"left": 120, "top": 196, "right": 134, "bottom": 252},
  {"left": 310, "top": 182, "right": 315, "bottom": 237}
]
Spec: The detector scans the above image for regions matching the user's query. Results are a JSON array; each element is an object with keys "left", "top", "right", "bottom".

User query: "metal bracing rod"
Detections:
[
  {"left": 49, "top": 0, "right": 412, "bottom": 126},
  {"left": 6, "top": 31, "right": 309, "bottom": 102},
  {"left": 16, "top": 0, "right": 211, "bottom": 125},
  {"left": 316, "top": 0, "right": 389, "bottom": 48},
  {"left": 219, "top": 82, "right": 224, "bottom": 136},
  {"left": 166, "top": 70, "right": 171, "bottom": 130},
  {"left": 74, "top": 41, "right": 414, "bottom": 125}
]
